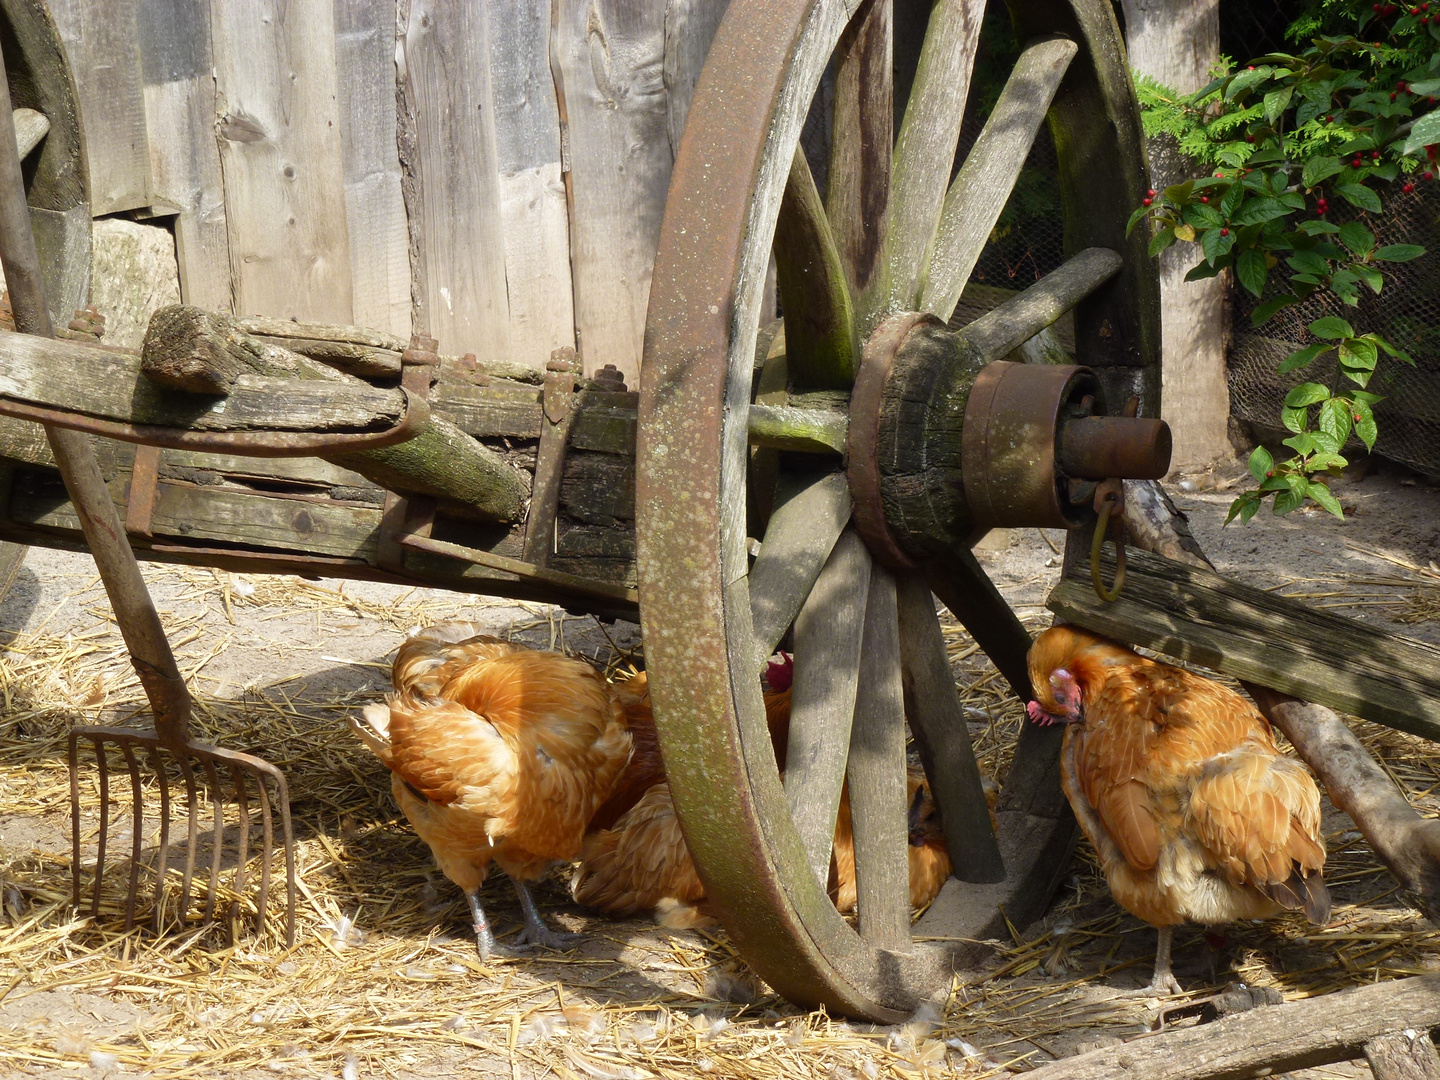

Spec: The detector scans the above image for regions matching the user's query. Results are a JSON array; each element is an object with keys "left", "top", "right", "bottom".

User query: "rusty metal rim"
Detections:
[
  {"left": 847, "top": 312, "right": 924, "bottom": 572},
  {"left": 0, "top": 388, "right": 429, "bottom": 457}
]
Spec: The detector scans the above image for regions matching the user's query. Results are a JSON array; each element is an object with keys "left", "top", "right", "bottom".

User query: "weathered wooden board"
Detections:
[
  {"left": 47, "top": 0, "right": 151, "bottom": 215},
  {"left": 398, "top": 0, "right": 511, "bottom": 360},
  {"left": 661, "top": 0, "right": 732, "bottom": 155},
  {"left": 210, "top": 0, "right": 353, "bottom": 323},
  {"left": 550, "top": 0, "right": 671, "bottom": 382},
  {"left": 137, "top": 0, "right": 232, "bottom": 311},
  {"left": 1049, "top": 546, "right": 1440, "bottom": 742},
  {"left": 333, "top": 0, "right": 412, "bottom": 339},
  {"left": 488, "top": 0, "right": 574, "bottom": 371}
]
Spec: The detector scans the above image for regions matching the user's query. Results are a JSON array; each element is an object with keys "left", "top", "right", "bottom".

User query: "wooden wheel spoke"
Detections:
[
  {"left": 749, "top": 470, "right": 853, "bottom": 664},
  {"left": 895, "top": 571, "right": 1004, "bottom": 883},
  {"left": 826, "top": 0, "right": 892, "bottom": 305},
  {"left": 845, "top": 563, "right": 911, "bottom": 949},
  {"left": 784, "top": 529, "right": 871, "bottom": 887},
  {"left": 921, "top": 37, "right": 1080, "bottom": 323},
  {"left": 747, "top": 403, "right": 848, "bottom": 455},
  {"left": 774, "top": 147, "right": 858, "bottom": 390},
  {"left": 960, "top": 247, "right": 1123, "bottom": 365},
  {"left": 880, "top": 0, "right": 985, "bottom": 322}
]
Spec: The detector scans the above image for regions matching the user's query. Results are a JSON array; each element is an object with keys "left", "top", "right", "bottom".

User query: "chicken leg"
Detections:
[
  {"left": 1146, "top": 925, "right": 1183, "bottom": 996},
  {"left": 465, "top": 888, "right": 497, "bottom": 961},
  {"left": 509, "top": 878, "right": 581, "bottom": 952}
]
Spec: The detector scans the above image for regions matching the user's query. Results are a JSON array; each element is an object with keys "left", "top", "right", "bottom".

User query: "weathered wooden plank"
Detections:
[
  {"left": 0, "top": 327, "right": 402, "bottom": 432},
  {"left": 774, "top": 147, "right": 857, "bottom": 390},
  {"left": 895, "top": 571, "right": 1004, "bottom": 882},
  {"left": 826, "top": 0, "right": 890, "bottom": 304},
  {"left": 961, "top": 247, "right": 1123, "bottom": 364},
  {"left": 1048, "top": 546, "right": 1440, "bottom": 742},
  {"left": 47, "top": 0, "right": 150, "bottom": 214},
  {"left": 845, "top": 564, "right": 911, "bottom": 949},
  {"left": 560, "top": 451, "right": 634, "bottom": 524},
  {"left": 399, "top": 0, "right": 511, "bottom": 360},
  {"left": 785, "top": 529, "right": 871, "bottom": 888},
  {"left": 661, "top": 0, "right": 731, "bottom": 156},
  {"left": 334, "top": 0, "right": 412, "bottom": 338},
  {"left": 210, "top": 0, "right": 353, "bottom": 323},
  {"left": 12, "top": 108, "right": 48, "bottom": 160},
  {"left": 431, "top": 382, "right": 636, "bottom": 454},
  {"left": 1366, "top": 1030, "right": 1440, "bottom": 1080},
  {"left": 1019, "top": 973, "right": 1440, "bottom": 1080},
  {"left": 489, "top": 0, "right": 574, "bottom": 371},
  {"left": 921, "top": 36, "right": 1078, "bottom": 323},
  {"left": 550, "top": 0, "right": 671, "bottom": 381},
  {"left": 881, "top": 0, "right": 984, "bottom": 321},
  {"left": 748, "top": 470, "right": 853, "bottom": 664},
  {"left": 138, "top": 0, "right": 232, "bottom": 310}
]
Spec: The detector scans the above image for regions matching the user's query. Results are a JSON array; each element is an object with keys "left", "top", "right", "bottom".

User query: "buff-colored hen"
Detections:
[
  {"left": 571, "top": 670, "right": 955, "bottom": 926},
  {"left": 1027, "top": 625, "right": 1330, "bottom": 993},
  {"left": 351, "top": 622, "right": 632, "bottom": 959}
]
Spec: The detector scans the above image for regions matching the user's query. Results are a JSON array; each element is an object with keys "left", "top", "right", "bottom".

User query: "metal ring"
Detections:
[
  {"left": 1090, "top": 496, "right": 1126, "bottom": 602},
  {"left": 0, "top": 387, "right": 429, "bottom": 457}
]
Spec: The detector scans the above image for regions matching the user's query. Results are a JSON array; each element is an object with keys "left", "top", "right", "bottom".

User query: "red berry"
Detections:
[
  {"left": 1404, "top": 181, "right": 1416, "bottom": 192},
  {"left": 1246, "top": 133, "right": 1256, "bottom": 142},
  {"left": 1146, "top": 189, "right": 1156, "bottom": 197},
  {"left": 1142, "top": 197, "right": 1152, "bottom": 206},
  {"left": 1200, "top": 196, "right": 1210, "bottom": 203},
  {"left": 1326, "top": 115, "right": 1334, "bottom": 123},
  {"left": 1247, "top": 65, "right": 1256, "bottom": 71},
  {"left": 1411, "top": 4, "right": 1419, "bottom": 11},
  {"left": 1353, "top": 414, "right": 1362, "bottom": 423},
  {"left": 1352, "top": 157, "right": 1364, "bottom": 167},
  {"left": 1398, "top": 82, "right": 1408, "bottom": 92},
  {"left": 1424, "top": 3, "right": 1430, "bottom": 9},
  {"left": 1391, "top": 92, "right": 1398, "bottom": 100},
  {"left": 1373, "top": 3, "right": 1381, "bottom": 9},
  {"left": 1220, "top": 228, "right": 1230, "bottom": 236},
  {"left": 1372, "top": 150, "right": 1381, "bottom": 159},
  {"left": 1426, "top": 171, "right": 1437, "bottom": 181},
  {"left": 1266, "top": 470, "right": 1275, "bottom": 478}
]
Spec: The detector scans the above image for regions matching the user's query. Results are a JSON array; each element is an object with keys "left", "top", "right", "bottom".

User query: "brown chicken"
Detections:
[
  {"left": 1027, "top": 625, "right": 1330, "bottom": 993},
  {"left": 571, "top": 670, "right": 954, "bottom": 925},
  {"left": 351, "top": 623, "right": 633, "bottom": 959}
]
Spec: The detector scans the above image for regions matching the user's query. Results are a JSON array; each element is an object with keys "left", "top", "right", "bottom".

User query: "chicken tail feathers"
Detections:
[
  {"left": 1259, "top": 870, "right": 1331, "bottom": 925},
  {"left": 349, "top": 703, "right": 393, "bottom": 762}
]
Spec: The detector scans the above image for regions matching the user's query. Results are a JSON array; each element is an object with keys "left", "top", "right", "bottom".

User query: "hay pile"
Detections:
[{"left": 0, "top": 554, "right": 1432, "bottom": 1078}]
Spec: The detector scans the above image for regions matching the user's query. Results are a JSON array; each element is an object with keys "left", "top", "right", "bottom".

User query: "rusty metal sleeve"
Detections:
[{"left": 0, "top": 46, "right": 190, "bottom": 745}]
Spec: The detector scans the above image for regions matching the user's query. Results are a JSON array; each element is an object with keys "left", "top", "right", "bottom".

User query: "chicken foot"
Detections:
[
  {"left": 465, "top": 888, "right": 499, "bottom": 960},
  {"left": 1144, "top": 925, "right": 1184, "bottom": 997},
  {"left": 507, "top": 878, "right": 582, "bottom": 952}
]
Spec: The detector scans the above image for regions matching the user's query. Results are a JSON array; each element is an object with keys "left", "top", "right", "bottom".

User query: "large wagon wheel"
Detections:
[{"left": 638, "top": 0, "right": 1166, "bottom": 1020}]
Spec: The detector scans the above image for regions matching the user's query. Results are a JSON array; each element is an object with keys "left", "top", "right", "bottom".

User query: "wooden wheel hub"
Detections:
[{"left": 848, "top": 312, "right": 1172, "bottom": 564}]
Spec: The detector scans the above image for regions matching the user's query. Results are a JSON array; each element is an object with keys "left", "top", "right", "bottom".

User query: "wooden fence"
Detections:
[{"left": 45, "top": 0, "right": 733, "bottom": 382}]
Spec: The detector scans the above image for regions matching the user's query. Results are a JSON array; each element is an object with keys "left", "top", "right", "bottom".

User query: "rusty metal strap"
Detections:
[{"left": 0, "top": 388, "right": 429, "bottom": 457}]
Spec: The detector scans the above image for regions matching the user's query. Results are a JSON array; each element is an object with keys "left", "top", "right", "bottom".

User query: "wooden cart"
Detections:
[{"left": 0, "top": 0, "right": 1173, "bottom": 1020}]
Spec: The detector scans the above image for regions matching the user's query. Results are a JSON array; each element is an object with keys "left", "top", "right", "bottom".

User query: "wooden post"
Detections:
[{"left": 1120, "top": 0, "right": 1231, "bottom": 471}]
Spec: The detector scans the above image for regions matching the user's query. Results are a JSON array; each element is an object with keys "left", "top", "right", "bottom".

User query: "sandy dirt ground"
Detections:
[{"left": 0, "top": 457, "right": 1434, "bottom": 1078}]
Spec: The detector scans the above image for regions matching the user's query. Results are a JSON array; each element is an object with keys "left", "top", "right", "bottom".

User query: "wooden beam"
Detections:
[
  {"left": 1020, "top": 973, "right": 1440, "bottom": 1080},
  {"left": 1049, "top": 545, "right": 1440, "bottom": 743},
  {"left": 746, "top": 403, "right": 848, "bottom": 455},
  {"left": 961, "top": 247, "right": 1124, "bottom": 364}
]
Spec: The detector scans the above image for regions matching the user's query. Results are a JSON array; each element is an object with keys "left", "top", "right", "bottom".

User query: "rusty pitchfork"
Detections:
[{"left": 0, "top": 45, "right": 296, "bottom": 943}]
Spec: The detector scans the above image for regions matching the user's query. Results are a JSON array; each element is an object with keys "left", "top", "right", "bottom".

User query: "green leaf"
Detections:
[
  {"left": 1236, "top": 247, "right": 1268, "bottom": 297},
  {"left": 1273, "top": 485, "right": 1306, "bottom": 515},
  {"left": 1126, "top": 204, "right": 1151, "bottom": 236},
  {"left": 1353, "top": 401, "right": 1378, "bottom": 450},
  {"left": 1186, "top": 204, "right": 1224, "bottom": 227},
  {"left": 1285, "top": 382, "right": 1331, "bottom": 407},
  {"left": 1281, "top": 404, "right": 1308, "bottom": 433},
  {"left": 1282, "top": 433, "right": 1318, "bottom": 456},
  {"left": 1240, "top": 496, "right": 1262, "bottom": 523},
  {"left": 1251, "top": 294, "right": 1299, "bottom": 326},
  {"left": 1278, "top": 342, "right": 1330, "bottom": 373},
  {"left": 1263, "top": 85, "right": 1294, "bottom": 125},
  {"left": 1162, "top": 180, "right": 1196, "bottom": 203},
  {"left": 1226, "top": 69, "right": 1268, "bottom": 100},
  {"left": 1339, "top": 337, "right": 1378, "bottom": 370},
  {"left": 1403, "top": 109, "right": 1440, "bottom": 155},
  {"left": 1286, "top": 250, "right": 1331, "bottom": 276},
  {"left": 1372, "top": 337, "right": 1414, "bottom": 363},
  {"left": 1149, "top": 227, "right": 1177, "bottom": 256},
  {"left": 1338, "top": 222, "right": 1375, "bottom": 255},
  {"left": 1334, "top": 182, "right": 1382, "bottom": 212},
  {"left": 1374, "top": 243, "right": 1425, "bottom": 261},
  {"left": 1302, "top": 155, "right": 1344, "bottom": 187},
  {"left": 1409, "top": 78, "right": 1440, "bottom": 95},
  {"left": 1201, "top": 226, "right": 1235, "bottom": 262},
  {"left": 1319, "top": 398, "right": 1353, "bottom": 447},
  {"left": 1261, "top": 473, "right": 1296, "bottom": 491},
  {"left": 1306, "top": 481, "right": 1345, "bottom": 519},
  {"left": 1248, "top": 445, "right": 1274, "bottom": 482},
  {"left": 1297, "top": 219, "right": 1341, "bottom": 235},
  {"left": 1220, "top": 182, "right": 1246, "bottom": 219},
  {"left": 1354, "top": 264, "right": 1384, "bottom": 294},
  {"left": 1233, "top": 196, "right": 1294, "bottom": 226},
  {"left": 1185, "top": 261, "right": 1223, "bottom": 282},
  {"left": 1308, "top": 315, "right": 1354, "bottom": 340},
  {"left": 1307, "top": 452, "right": 1349, "bottom": 471},
  {"left": 1225, "top": 492, "right": 1262, "bottom": 526},
  {"left": 1350, "top": 389, "right": 1383, "bottom": 406}
]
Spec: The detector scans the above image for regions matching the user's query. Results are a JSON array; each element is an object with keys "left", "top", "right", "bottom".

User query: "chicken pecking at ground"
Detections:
[
  {"left": 1026, "top": 625, "right": 1330, "bottom": 994},
  {"left": 350, "top": 622, "right": 633, "bottom": 959},
  {"left": 570, "top": 669, "right": 954, "bottom": 926}
]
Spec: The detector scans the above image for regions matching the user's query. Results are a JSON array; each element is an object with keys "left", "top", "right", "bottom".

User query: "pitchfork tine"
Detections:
[
  {"left": 256, "top": 774, "right": 274, "bottom": 938},
  {"left": 121, "top": 743, "right": 143, "bottom": 932},
  {"left": 176, "top": 756, "right": 200, "bottom": 921},
  {"left": 230, "top": 763, "right": 250, "bottom": 944},
  {"left": 152, "top": 749, "right": 172, "bottom": 934},
  {"left": 67, "top": 732, "right": 82, "bottom": 910},
  {"left": 201, "top": 758, "right": 223, "bottom": 924},
  {"left": 93, "top": 740, "right": 110, "bottom": 916}
]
